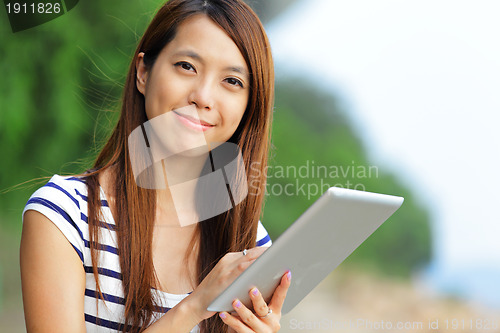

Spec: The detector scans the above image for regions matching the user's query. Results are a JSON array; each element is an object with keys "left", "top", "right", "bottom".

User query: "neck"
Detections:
[{"left": 153, "top": 151, "right": 210, "bottom": 228}]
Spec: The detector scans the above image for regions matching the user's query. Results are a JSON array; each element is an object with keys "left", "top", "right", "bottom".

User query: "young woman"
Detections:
[{"left": 20, "top": 0, "right": 291, "bottom": 332}]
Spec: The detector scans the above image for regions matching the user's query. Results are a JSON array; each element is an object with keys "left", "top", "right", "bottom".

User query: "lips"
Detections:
[{"left": 173, "top": 111, "right": 215, "bottom": 132}]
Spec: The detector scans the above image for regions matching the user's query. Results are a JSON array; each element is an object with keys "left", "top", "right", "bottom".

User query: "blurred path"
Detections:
[{"left": 281, "top": 267, "right": 500, "bottom": 333}]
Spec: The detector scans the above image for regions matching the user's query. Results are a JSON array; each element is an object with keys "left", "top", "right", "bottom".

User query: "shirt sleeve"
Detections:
[
  {"left": 23, "top": 175, "right": 87, "bottom": 263},
  {"left": 256, "top": 220, "right": 272, "bottom": 247}
]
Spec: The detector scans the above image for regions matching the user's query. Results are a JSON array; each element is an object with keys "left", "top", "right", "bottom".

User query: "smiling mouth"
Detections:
[{"left": 173, "top": 111, "right": 215, "bottom": 132}]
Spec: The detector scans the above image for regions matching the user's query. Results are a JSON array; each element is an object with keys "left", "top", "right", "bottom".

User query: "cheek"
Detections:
[
  {"left": 228, "top": 94, "right": 249, "bottom": 124},
  {"left": 144, "top": 78, "right": 187, "bottom": 119},
  {"left": 224, "top": 102, "right": 247, "bottom": 134}
]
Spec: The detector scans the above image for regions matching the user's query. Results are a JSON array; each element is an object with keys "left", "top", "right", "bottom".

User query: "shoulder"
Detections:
[
  {"left": 256, "top": 220, "right": 272, "bottom": 247},
  {"left": 21, "top": 175, "right": 88, "bottom": 331},
  {"left": 23, "top": 174, "right": 90, "bottom": 263},
  {"left": 23, "top": 174, "right": 90, "bottom": 224},
  {"left": 24, "top": 174, "right": 88, "bottom": 213}
]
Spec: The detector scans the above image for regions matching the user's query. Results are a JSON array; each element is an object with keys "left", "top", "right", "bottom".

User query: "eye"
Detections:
[
  {"left": 174, "top": 61, "right": 196, "bottom": 72},
  {"left": 225, "top": 77, "right": 244, "bottom": 88}
]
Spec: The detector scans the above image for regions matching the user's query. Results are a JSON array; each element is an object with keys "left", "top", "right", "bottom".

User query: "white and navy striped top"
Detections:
[{"left": 23, "top": 174, "right": 272, "bottom": 332}]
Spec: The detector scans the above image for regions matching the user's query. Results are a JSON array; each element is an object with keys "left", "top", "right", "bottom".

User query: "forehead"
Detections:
[{"left": 162, "top": 15, "right": 248, "bottom": 72}]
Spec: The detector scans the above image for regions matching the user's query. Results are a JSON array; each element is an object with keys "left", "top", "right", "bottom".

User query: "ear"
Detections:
[{"left": 136, "top": 52, "right": 148, "bottom": 95}]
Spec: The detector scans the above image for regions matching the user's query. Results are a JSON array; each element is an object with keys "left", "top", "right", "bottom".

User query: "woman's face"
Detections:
[{"left": 136, "top": 14, "right": 250, "bottom": 154}]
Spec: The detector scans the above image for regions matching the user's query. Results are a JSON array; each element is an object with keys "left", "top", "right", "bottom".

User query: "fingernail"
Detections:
[
  {"left": 286, "top": 270, "right": 292, "bottom": 281},
  {"left": 252, "top": 288, "right": 259, "bottom": 296},
  {"left": 219, "top": 312, "right": 227, "bottom": 319},
  {"left": 234, "top": 300, "right": 242, "bottom": 309}
]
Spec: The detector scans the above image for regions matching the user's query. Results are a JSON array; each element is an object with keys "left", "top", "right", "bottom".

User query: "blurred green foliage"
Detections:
[
  {"left": 0, "top": 0, "right": 430, "bottom": 286},
  {"left": 0, "top": 1, "right": 164, "bottom": 228}
]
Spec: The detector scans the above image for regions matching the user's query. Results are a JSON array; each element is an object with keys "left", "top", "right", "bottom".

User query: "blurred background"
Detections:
[{"left": 1, "top": 0, "right": 498, "bottom": 331}]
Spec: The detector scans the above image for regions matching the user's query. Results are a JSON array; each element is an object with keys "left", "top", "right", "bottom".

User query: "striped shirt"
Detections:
[{"left": 23, "top": 174, "right": 272, "bottom": 332}]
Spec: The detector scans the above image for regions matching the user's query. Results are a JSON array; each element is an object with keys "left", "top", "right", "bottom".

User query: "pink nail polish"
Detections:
[
  {"left": 220, "top": 312, "right": 227, "bottom": 319},
  {"left": 235, "top": 300, "right": 241, "bottom": 309},
  {"left": 252, "top": 288, "right": 259, "bottom": 296},
  {"left": 286, "top": 271, "right": 292, "bottom": 280}
]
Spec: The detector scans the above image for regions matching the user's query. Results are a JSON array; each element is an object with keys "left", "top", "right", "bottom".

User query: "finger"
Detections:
[
  {"left": 269, "top": 270, "right": 292, "bottom": 311},
  {"left": 224, "top": 247, "right": 265, "bottom": 271},
  {"left": 241, "top": 246, "right": 268, "bottom": 261},
  {"left": 231, "top": 258, "right": 257, "bottom": 279},
  {"left": 232, "top": 299, "right": 267, "bottom": 331},
  {"left": 219, "top": 311, "right": 252, "bottom": 333},
  {"left": 227, "top": 246, "right": 267, "bottom": 275},
  {"left": 249, "top": 287, "right": 269, "bottom": 317},
  {"left": 217, "top": 253, "right": 256, "bottom": 282}
]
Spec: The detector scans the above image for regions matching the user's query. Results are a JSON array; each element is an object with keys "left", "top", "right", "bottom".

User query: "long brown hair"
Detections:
[{"left": 84, "top": 0, "right": 274, "bottom": 332}]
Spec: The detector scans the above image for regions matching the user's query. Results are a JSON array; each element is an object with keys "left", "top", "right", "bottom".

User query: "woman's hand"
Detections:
[
  {"left": 219, "top": 270, "right": 292, "bottom": 332},
  {"left": 184, "top": 247, "right": 269, "bottom": 324}
]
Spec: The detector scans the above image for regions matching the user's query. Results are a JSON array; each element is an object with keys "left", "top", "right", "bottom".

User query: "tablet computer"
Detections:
[{"left": 207, "top": 186, "right": 404, "bottom": 314}]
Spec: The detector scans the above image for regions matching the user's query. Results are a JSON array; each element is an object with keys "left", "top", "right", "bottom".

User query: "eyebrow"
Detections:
[
  {"left": 173, "top": 49, "right": 249, "bottom": 78},
  {"left": 225, "top": 65, "right": 249, "bottom": 78},
  {"left": 174, "top": 50, "right": 203, "bottom": 62}
]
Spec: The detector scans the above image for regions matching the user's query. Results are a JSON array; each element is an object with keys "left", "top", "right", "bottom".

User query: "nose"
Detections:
[{"left": 189, "top": 78, "right": 214, "bottom": 111}]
